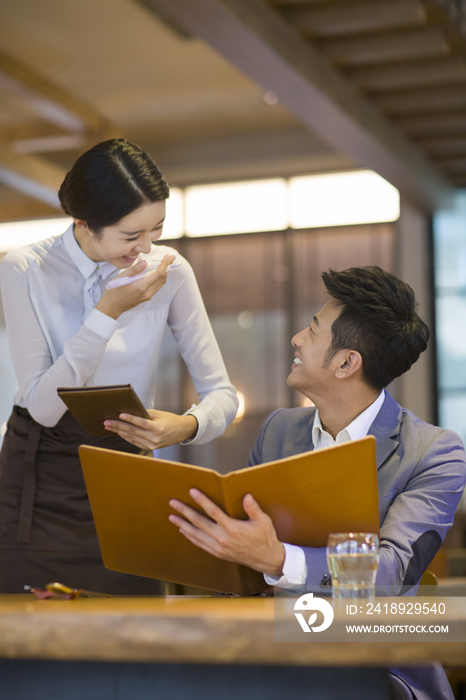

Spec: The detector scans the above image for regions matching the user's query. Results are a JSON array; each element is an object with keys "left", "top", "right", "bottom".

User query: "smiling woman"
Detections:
[
  {"left": 0, "top": 138, "right": 238, "bottom": 595},
  {"left": 73, "top": 200, "right": 167, "bottom": 269}
]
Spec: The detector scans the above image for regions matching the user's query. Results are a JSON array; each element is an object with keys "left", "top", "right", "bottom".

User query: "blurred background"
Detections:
[{"left": 0, "top": 0, "right": 465, "bottom": 551}]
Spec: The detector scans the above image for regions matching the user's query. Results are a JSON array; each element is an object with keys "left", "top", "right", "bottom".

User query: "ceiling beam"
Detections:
[
  {"left": 150, "top": 127, "right": 353, "bottom": 185},
  {"left": 0, "top": 49, "right": 116, "bottom": 135},
  {"left": 0, "top": 197, "right": 60, "bottom": 222},
  {"left": 0, "top": 50, "right": 122, "bottom": 211},
  {"left": 140, "top": 0, "right": 453, "bottom": 209},
  {"left": 320, "top": 26, "right": 449, "bottom": 66},
  {"left": 419, "top": 135, "right": 466, "bottom": 156},
  {"left": 0, "top": 144, "right": 64, "bottom": 209},
  {"left": 398, "top": 111, "right": 466, "bottom": 135},
  {"left": 348, "top": 56, "right": 466, "bottom": 93},
  {"left": 268, "top": 0, "right": 356, "bottom": 5},
  {"left": 12, "top": 134, "right": 87, "bottom": 155},
  {"left": 0, "top": 124, "right": 67, "bottom": 141},
  {"left": 283, "top": 0, "right": 426, "bottom": 38},
  {"left": 437, "top": 155, "right": 466, "bottom": 173},
  {"left": 376, "top": 85, "right": 466, "bottom": 115}
]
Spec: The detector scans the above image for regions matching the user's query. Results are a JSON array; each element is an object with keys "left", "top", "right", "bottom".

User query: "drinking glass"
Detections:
[{"left": 327, "top": 532, "right": 380, "bottom": 600}]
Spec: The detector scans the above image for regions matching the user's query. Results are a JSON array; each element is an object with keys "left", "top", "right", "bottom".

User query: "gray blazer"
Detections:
[{"left": 248, "top": 392, "right": 466, "bottom": 700}]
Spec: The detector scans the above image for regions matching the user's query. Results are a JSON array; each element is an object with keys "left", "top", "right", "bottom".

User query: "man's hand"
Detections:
[
  {"left": 104, "top": 410, "right": 198, "bottom": 450},
  {"left": 168, "top": 489, "right": 286, "bottom": 576}
]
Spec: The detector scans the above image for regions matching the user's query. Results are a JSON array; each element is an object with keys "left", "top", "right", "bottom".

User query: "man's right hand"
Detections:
[{"left": 96, "top": 254, "right": 175, "bottom": 319}]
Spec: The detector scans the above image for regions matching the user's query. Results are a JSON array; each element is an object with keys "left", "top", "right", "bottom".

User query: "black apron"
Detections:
[{"left": 0, "top": 406, "right": 164, "bottom": 594}]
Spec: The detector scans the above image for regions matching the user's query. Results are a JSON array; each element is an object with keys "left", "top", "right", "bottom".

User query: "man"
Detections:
[{"left": 169, "top": 266, "right": 466, "bottom": 700}]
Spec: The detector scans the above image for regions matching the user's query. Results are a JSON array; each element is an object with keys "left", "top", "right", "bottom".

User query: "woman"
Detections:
[{"left": 0, "top": 138, "right": 237, "bottom": 594}]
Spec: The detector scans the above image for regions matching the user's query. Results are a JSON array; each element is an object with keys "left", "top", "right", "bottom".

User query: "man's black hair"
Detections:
[{"left": 322, "top": 266, "right": 429, "bottom": 391}]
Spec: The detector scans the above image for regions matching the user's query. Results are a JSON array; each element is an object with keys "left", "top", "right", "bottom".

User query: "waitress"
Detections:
[{"left": 0, "top": 138, "right": 237, "bottom": 594}]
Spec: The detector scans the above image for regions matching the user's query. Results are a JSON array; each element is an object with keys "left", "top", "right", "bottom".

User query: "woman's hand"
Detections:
[
  {"left": 103, "top": 409, "right": 198, "bottom": 450},
  {"left": 96, "top": 255, "right": 175, "bottom": 320}
]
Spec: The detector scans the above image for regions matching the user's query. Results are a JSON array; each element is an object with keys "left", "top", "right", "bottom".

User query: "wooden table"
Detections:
[
  {"left": 438, "top": 577, "right": 466, "bottom": 596},
  {"left": 0, "top": 594, "right": 465, "bottom": 700}
]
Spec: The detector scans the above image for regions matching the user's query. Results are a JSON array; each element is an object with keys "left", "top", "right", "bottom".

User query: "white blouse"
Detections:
[{"left": 0, "top": 224, "right": 238, "bottom": 444}]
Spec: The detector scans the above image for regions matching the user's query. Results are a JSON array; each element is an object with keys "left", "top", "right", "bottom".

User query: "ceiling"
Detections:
[{"left": 0, "top": 0, "right": 465, "bottom": 221}]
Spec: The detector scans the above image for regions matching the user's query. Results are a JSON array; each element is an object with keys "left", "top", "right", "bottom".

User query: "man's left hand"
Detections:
[{"left": 168, "top": 490, "right": 285, "bottom": 576}]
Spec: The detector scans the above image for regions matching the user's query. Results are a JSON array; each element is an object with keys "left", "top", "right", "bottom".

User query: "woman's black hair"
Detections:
[{"left": 58, "top": 138, "right": 169, "bottom": 233}]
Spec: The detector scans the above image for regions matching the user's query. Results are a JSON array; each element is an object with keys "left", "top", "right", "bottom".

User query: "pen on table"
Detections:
[{"left": 24, "top": 582, "right": 112, "bottom": 599}]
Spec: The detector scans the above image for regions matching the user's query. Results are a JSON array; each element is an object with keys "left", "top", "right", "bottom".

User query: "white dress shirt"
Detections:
[
  {"left": 265, "top": 389, "right": 386, "bottom": 588},
  {"left": 0, "top": 224, "right": 238, "bottom": 443}
]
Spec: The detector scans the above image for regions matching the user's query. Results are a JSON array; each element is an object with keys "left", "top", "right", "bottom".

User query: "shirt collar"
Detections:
[
  {"left": 312, "top": 389, "right": 385, "bottom": 447},
  {"left": 62, "top": 223, "right": 117, "bottom": 281}
]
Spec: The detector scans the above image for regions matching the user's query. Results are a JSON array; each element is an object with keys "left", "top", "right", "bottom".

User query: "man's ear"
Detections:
[{"left": 334, "top": 350, "right": 362, "bottom": 379}]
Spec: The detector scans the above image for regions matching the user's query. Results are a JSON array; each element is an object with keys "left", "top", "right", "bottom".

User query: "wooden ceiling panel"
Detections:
[
  {"left": 436, "top": 155, "right": 466, "bottom": 173},
  {"left": 0, "top": 195, "right": 59, "bottom": 222},
  {"left": 397, "top": 111, "right": 466, "bottom": 135},
  {"left": 284, "top": 0, "right": 426, "bottom": 39},
  {"left": 0, "top": 42, "right": 121, "bottom": 209},
  {"left": 348, "top": 57, "right": 466, "bottom": 93},
  {"left": 3, "top": 0, "right": 466, "bottom": 217},
  {"left": 264, "top": 0, "right": 466, "bottom": 200},
  {"left": 0, "top": 49, "right": 107, "bottom": 134},
  {"left": 319, "top": 27, "right": 450, "bottom": 66},
  {"left": 419, "top": 135, "right": 466, "bottom": 156},
  {"left": 144, "top": 0, "right": 453, "bottom": 209},
  {"left": 376, "top": 86, "right": 466, "bottom": 115},
  {"left": 269, "top": 0, "right": 356, "bottom": 5},
  {"left": 0, "top": 143, "right": 64, "bottom": 208},
  {"left": 0, "top": 90, "right": 45, "bottom": 129},
  {"left": 0, "top": 123, "right": 68, "bottom": 141}
]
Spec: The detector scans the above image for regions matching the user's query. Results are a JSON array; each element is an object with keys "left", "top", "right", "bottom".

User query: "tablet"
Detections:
[{"left": 57, "top": 384, "right": 150, "bottom": 437}]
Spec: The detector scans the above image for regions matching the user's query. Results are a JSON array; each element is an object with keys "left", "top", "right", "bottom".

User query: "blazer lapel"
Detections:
[
  {"left": 292, "top": 408, "right": 317, "bottom": 456},
  {"left": 367, "top": 392, "right": 402, "bottom": 469}
]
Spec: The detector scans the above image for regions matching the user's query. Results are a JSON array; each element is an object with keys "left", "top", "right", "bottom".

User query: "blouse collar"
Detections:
[{"left": 62, "top": 223, "right": 117, "bottom": 281}]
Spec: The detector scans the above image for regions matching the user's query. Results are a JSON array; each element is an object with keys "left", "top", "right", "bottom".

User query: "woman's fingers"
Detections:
[
  {"left": 125, "top": 258, "right": 147, "bottom": 277},
  {"left": 97, "top": 255, "right": 175, "bottom": 318},
  {"left": 141, "top": 255, "right": 175, "bottom": 289},
  {"left": 104, "top": 410, "right": 197, "bottom": 450},
  {"left": 104, "top": 416, "right": 156, "bottom": 450}
]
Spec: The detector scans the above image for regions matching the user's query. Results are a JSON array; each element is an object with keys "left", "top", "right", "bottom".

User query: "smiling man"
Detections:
[{"left": 169, "top": 266, "right": 466, "bottom": 700}]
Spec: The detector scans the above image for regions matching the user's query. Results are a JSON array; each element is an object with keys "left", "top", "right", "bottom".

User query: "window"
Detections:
[{"left": 433, "top": 191, "right": 466, "bottom": 448}]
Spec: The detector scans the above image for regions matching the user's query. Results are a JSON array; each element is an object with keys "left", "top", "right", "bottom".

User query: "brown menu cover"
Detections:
[
  {"left": 79, "top": 436, "right": 379, "bottom": 595},
  {"left": 57, "top": 384, "right": 150, "bottom": 437}
]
